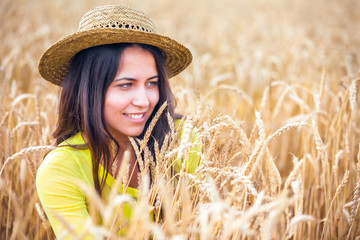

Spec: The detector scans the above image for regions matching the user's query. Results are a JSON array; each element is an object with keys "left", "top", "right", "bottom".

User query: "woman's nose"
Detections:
[{"left": 132, "top": 87, "right": 150, "bottom": 107}]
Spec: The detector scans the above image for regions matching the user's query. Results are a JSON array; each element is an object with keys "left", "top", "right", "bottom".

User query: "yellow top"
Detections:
[{"left": 36, "top": 123, "right": 201, "bottom": 239}]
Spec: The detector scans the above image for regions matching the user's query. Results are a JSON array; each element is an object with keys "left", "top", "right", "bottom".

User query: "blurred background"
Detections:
[
  {"left": 3, "top": 0, "right": 359, "bottom": 109},
  {"left": 2, "top": 0, "right": 359, "bottom": 167}
]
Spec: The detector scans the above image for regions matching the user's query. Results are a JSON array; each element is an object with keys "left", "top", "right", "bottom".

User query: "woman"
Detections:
[{"left": 36, "top": 5, "right": 200, "bottom": 238}]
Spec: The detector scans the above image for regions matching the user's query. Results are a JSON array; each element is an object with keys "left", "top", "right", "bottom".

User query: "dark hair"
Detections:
[{"left": 53, "top": 43, "right": 176, "bottom": 195}]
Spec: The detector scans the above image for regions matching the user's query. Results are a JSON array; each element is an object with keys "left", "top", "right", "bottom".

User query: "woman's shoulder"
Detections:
[{"left": 37, "top": 132, "right": 91, "bottom": 177}]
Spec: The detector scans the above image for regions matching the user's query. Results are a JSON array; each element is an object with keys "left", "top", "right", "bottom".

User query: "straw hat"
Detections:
[{"left": 39, "top": 5, "right": 192, "bottom": 85}]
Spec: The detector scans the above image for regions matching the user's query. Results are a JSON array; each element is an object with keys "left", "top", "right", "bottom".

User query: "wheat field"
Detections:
[{"left": 1, "top": 0, "right": 360, "bottom": 239}]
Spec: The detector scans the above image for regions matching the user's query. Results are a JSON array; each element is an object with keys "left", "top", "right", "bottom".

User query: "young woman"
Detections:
[{"left": 36, "top": 5, "right": 200, "bottom": 238}]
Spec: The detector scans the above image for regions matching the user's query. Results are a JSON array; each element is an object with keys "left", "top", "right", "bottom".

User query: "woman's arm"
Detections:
[{"left": 36, "top": 149, "right": 94, "bottom": 239}]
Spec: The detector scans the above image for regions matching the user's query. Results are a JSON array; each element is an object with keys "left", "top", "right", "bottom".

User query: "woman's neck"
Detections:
[
  {"left": 112, "top": 146, "right": 139, "bottom": 189},
  {"left": 81, "top": 131, "right": 139, "bottom": 188}
]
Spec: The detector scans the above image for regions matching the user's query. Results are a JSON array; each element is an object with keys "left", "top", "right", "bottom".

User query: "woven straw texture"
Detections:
[{"left": 39, "top": 5, "right": 192, "bottom": 85}]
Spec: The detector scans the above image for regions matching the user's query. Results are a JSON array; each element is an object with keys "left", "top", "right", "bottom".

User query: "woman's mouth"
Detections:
[{"left": 124, "top": 113, "right": 146, "bottom": 121}]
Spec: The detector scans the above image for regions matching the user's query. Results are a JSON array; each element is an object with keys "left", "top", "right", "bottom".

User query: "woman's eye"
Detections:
[
  {"left": 118, "top": 83, "right": 132, "bottom": 88},
  {"left": 147, "top": 81, "right": 158, "bottom": 87}
]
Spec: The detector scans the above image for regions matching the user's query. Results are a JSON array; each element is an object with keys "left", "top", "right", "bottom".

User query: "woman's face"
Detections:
[{"left": 104, "top": 45, "right": 160, "bottom": 142}]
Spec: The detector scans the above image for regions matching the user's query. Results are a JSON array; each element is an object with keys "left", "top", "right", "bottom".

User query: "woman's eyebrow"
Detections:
[
  {"left": 147, "top": 75, "right": 159, "bottom": 80},
  {"left": 114, "top": 77, "right": 136, "bottom": 82},
  {"left": 114, "top": 75, "right": 159, "bottom": 82}
]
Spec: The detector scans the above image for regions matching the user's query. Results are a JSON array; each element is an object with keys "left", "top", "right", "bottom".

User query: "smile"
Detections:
[{"left": 124, "top": 113, "right": 145, "bottom": 119}]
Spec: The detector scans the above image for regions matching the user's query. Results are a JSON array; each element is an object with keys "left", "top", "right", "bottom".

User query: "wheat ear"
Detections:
[
  {"left": 321, "top": 170, "right": 350, "bottom": 240},
  {"left": 0, "top": 145, "right": 55, "bottom": 176},
  {"left": 138, "top": 101, "right": 167, "bottom": 155}
]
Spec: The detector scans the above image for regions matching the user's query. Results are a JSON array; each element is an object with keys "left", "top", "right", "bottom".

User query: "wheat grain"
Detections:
[
  {"left": 205, "top": 128, "right": 220, "bottom": 162},
  {"left": 247, "top": 121, "right": 309, "bottom": 180},
  {"left": 334, "top": 170, "right": 350, "bottom": 203},
  {"left": 139, "top": 101, "right": 167, "bottom": 154},
  {"left": 255, "top": 111, "right": 266, "bottom": 141},
  {"left": 260, "top": 85, "right": 270, "bottom": 111},
  {"left": 166, "top": 112, "right": 175, "bottom": 138},
  {"left": 265, "top": 156, "right": 282, "bottom": 196},
  {"left": 10, "top": 94, "right": 35, "bottom": 108},
  {"left": 312, "top": 117, "right": 325, "bottom": 156},
  {"left": 12, "top": 121, "right": 40, "bottom": 134},
  {"left": 314, "top": 91, "right": 321, "bottom": 112},
  {"left": 34, "top": 92, "right": 41, "bottom": 125},
  {"left": 285, "top": 215, "right": 315, "bottom": 239},
  {"left": 333, "top": 150, "right": 344, "bottom": 185},
  {"left": 348, "top": 180, "right": 360, "bottom": 227},
  {"left": 272, "top": 85, "right": 295, "bottom": 119},
  {"left": 344, "top": 128, "right": 351, "bottom": 160},
  {"left": 349, "top": 78, "right": 358, "bottom": 113},
  {"left": 0, "top": 145, "right": 55, "bottom": 176},
  {"left": 19, "top": 158, "right": 26, "bottom": 188},
  {"left": 321, "top": 170, "right": 350, "bottom": 239},
  {"left": 177, "top": 116, "right": 194, "bottom": 165},
  {"left": 35, "top": 202, "right": 47, "bottom": 224},
  {"left": 319, "top": 67, "right": 326, "bottom": 99}
]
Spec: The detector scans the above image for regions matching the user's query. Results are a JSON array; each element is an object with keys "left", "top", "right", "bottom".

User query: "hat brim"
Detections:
[{"left": 39, "top": 28, "right": 192, "bottom": 85}]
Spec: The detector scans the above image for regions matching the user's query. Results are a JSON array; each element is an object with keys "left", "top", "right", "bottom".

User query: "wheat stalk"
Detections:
[
  {"left": 0, "top": 145, "right": 55, "bottom": 176},
  {"left": 321, "top": 170, "right": 350, "bottom": 240}
]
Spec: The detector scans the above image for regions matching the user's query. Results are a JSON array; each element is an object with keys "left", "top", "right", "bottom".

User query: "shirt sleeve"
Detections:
[{"left": 36, "top": 149, "right": 94, "bottom": 239}]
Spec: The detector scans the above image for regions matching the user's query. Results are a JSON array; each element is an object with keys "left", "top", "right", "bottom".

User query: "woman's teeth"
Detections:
[{"left": 126, "top": 113, "right": 144, "bottom": 119}]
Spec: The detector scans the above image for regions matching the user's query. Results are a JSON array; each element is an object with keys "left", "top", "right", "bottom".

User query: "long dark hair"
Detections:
[{"left": 53, "top": 43, "right": 176, "bottom": 195}]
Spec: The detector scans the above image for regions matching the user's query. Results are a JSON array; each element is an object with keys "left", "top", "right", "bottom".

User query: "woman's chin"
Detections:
[{"left": 125, "top": 129, "right": 145, "bottom": 138}]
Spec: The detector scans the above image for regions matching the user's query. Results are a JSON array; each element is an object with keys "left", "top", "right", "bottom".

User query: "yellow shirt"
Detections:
[{"left": 36, "top": 126, "right": 201, "bottom": 238}]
